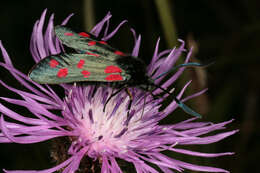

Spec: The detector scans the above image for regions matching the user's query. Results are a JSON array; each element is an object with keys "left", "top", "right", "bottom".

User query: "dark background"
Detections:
[{"left": 0, "top": 0, "right": 259, "bottom": 172}]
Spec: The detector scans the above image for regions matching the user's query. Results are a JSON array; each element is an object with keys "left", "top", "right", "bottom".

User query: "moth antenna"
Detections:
[
  {"left": 151, "top": 83, "right": 202, "bottom": 118},
  {"left": 154, "top": 61, "right": 214, "bottom": 80}
]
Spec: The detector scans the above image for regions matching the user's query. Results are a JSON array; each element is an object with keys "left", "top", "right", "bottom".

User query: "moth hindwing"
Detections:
[{"left": 55, "top": 25, "right": 126, "bottom": 60}]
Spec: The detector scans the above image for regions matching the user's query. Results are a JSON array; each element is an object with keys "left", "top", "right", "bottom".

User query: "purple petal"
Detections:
[
  {"left": 0, "top": 115, "right": 64, "bottom": 144},
  {"left": 0, "top": 103, "right": 46, "bottom": 125},
  {"left": 91, "top": 12, "right": 112, "bottom": 37},
  {"left": 110, "top": 157, "right": 123, "bottom": 173},
  {"left": 170, "top": 158, "right": 230, "bottom": 173},
  {"left": 147, "top": 38, "right": 161, "bottom": 75},
  {"left": 131, "top": 34, "right": 141, "bottom": 57},
  {"left": 35, "top": 9, "right": 47, "bottom": 59},
  {"left": 183, "top": 130, "right": 238, "bottom": 145},
  {"left": 170, "top": 148, "right": 234, "bottom": 157},
  {"left": 0, "top": 40, "right": 13, "bottom": 66},
  {"left": 102, "top": 20, "right": 128, "bottom": 41},
  {"left": 44, "top": 14, "right": 57, "bottom": 55},
  {"left": 182, "top": 88, "right": 208, "bottom": 102},
  {"left": 61, "top": 13, "right": 74, "bottom": 26}
]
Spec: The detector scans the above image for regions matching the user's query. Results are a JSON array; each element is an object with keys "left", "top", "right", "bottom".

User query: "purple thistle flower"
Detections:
[{"left": 0, "top": 9, "right": 237, "bottom": 173}]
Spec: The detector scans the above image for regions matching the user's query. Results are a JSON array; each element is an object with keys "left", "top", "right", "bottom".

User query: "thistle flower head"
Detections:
[{"left": 0, "top": 9, "right": 237, "bottom": 173}]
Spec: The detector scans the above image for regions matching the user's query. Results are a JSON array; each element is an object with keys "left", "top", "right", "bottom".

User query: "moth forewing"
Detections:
[{"left": 29, "top": 53, "right": 127, "bottom": 84}]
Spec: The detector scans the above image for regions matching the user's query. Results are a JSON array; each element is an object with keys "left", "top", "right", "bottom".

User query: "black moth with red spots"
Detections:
[
  {"left": 29, "top": 26, "right": 204, "bottom": 118},
  {"left": 29, "top": 26, "right": 147, "bottom": 86}
]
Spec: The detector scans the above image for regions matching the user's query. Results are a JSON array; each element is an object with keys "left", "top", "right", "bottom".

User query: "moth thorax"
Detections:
[{"left": 116, "top": 56, "right": 147, "bottom": 85}]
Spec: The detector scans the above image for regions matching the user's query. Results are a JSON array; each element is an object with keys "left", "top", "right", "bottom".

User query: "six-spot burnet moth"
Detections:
[{"left": 29, "top": 26, "right": 205, "bottom": 118}]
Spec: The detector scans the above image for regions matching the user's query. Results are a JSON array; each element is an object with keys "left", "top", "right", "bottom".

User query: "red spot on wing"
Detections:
[
  {"left": 57, "top": 68, "right": 68, "bottom": 78},
  {"left": 79, "top": 32, "right": 90, "bottom": 37},
  {"left": 99, "top": 41, "right": 107, "bottom": 45},
  {"left": 104, "top": 65, "right": 122, "bottom": 73},
  {"left": 114, "top": 50, "right": 125, "bottom": 56},
  {"left": 81, "top": 70, "right": 91, "bottom": 78},
  {"left": 64, "top": 32, "right": 74, "bottom": 36},
  {"left": 49, "top": 59, "right": 59, "bottom": 68},
  {"left": 88, "top": 41, "right": 96, "bottom": 46},
  {"left": 77, "top": 59, "right": 85, "bottom": 69},
  {"left": 86, "top": 52, "right": 100, "bottom": 57},
  {"left": 105, "top": 74, "right": 123, "bottom": 81}
]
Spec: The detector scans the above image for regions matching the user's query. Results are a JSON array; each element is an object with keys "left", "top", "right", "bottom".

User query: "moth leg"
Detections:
[
  {"left": 140, "top": 84, "right": 159, "bottom": 100},
  {"left": 103, "top": 87, "right": 125, "bottom": 112},
  {"left": 125, "top": 88, "right": 133, "bottom": 118}
]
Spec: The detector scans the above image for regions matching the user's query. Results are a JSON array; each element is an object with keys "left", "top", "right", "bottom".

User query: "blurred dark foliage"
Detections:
[{"left": 0, "top": 0, "right": 259, "bottom": 172}]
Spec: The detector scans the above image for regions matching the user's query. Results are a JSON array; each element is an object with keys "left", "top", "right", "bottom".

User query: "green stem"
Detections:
[
  {"left": 83, "top": 0, "right": 95, "bottom": 31},
  {"left": 154, "top": 0, "right": 178, "bottom": 48}
]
